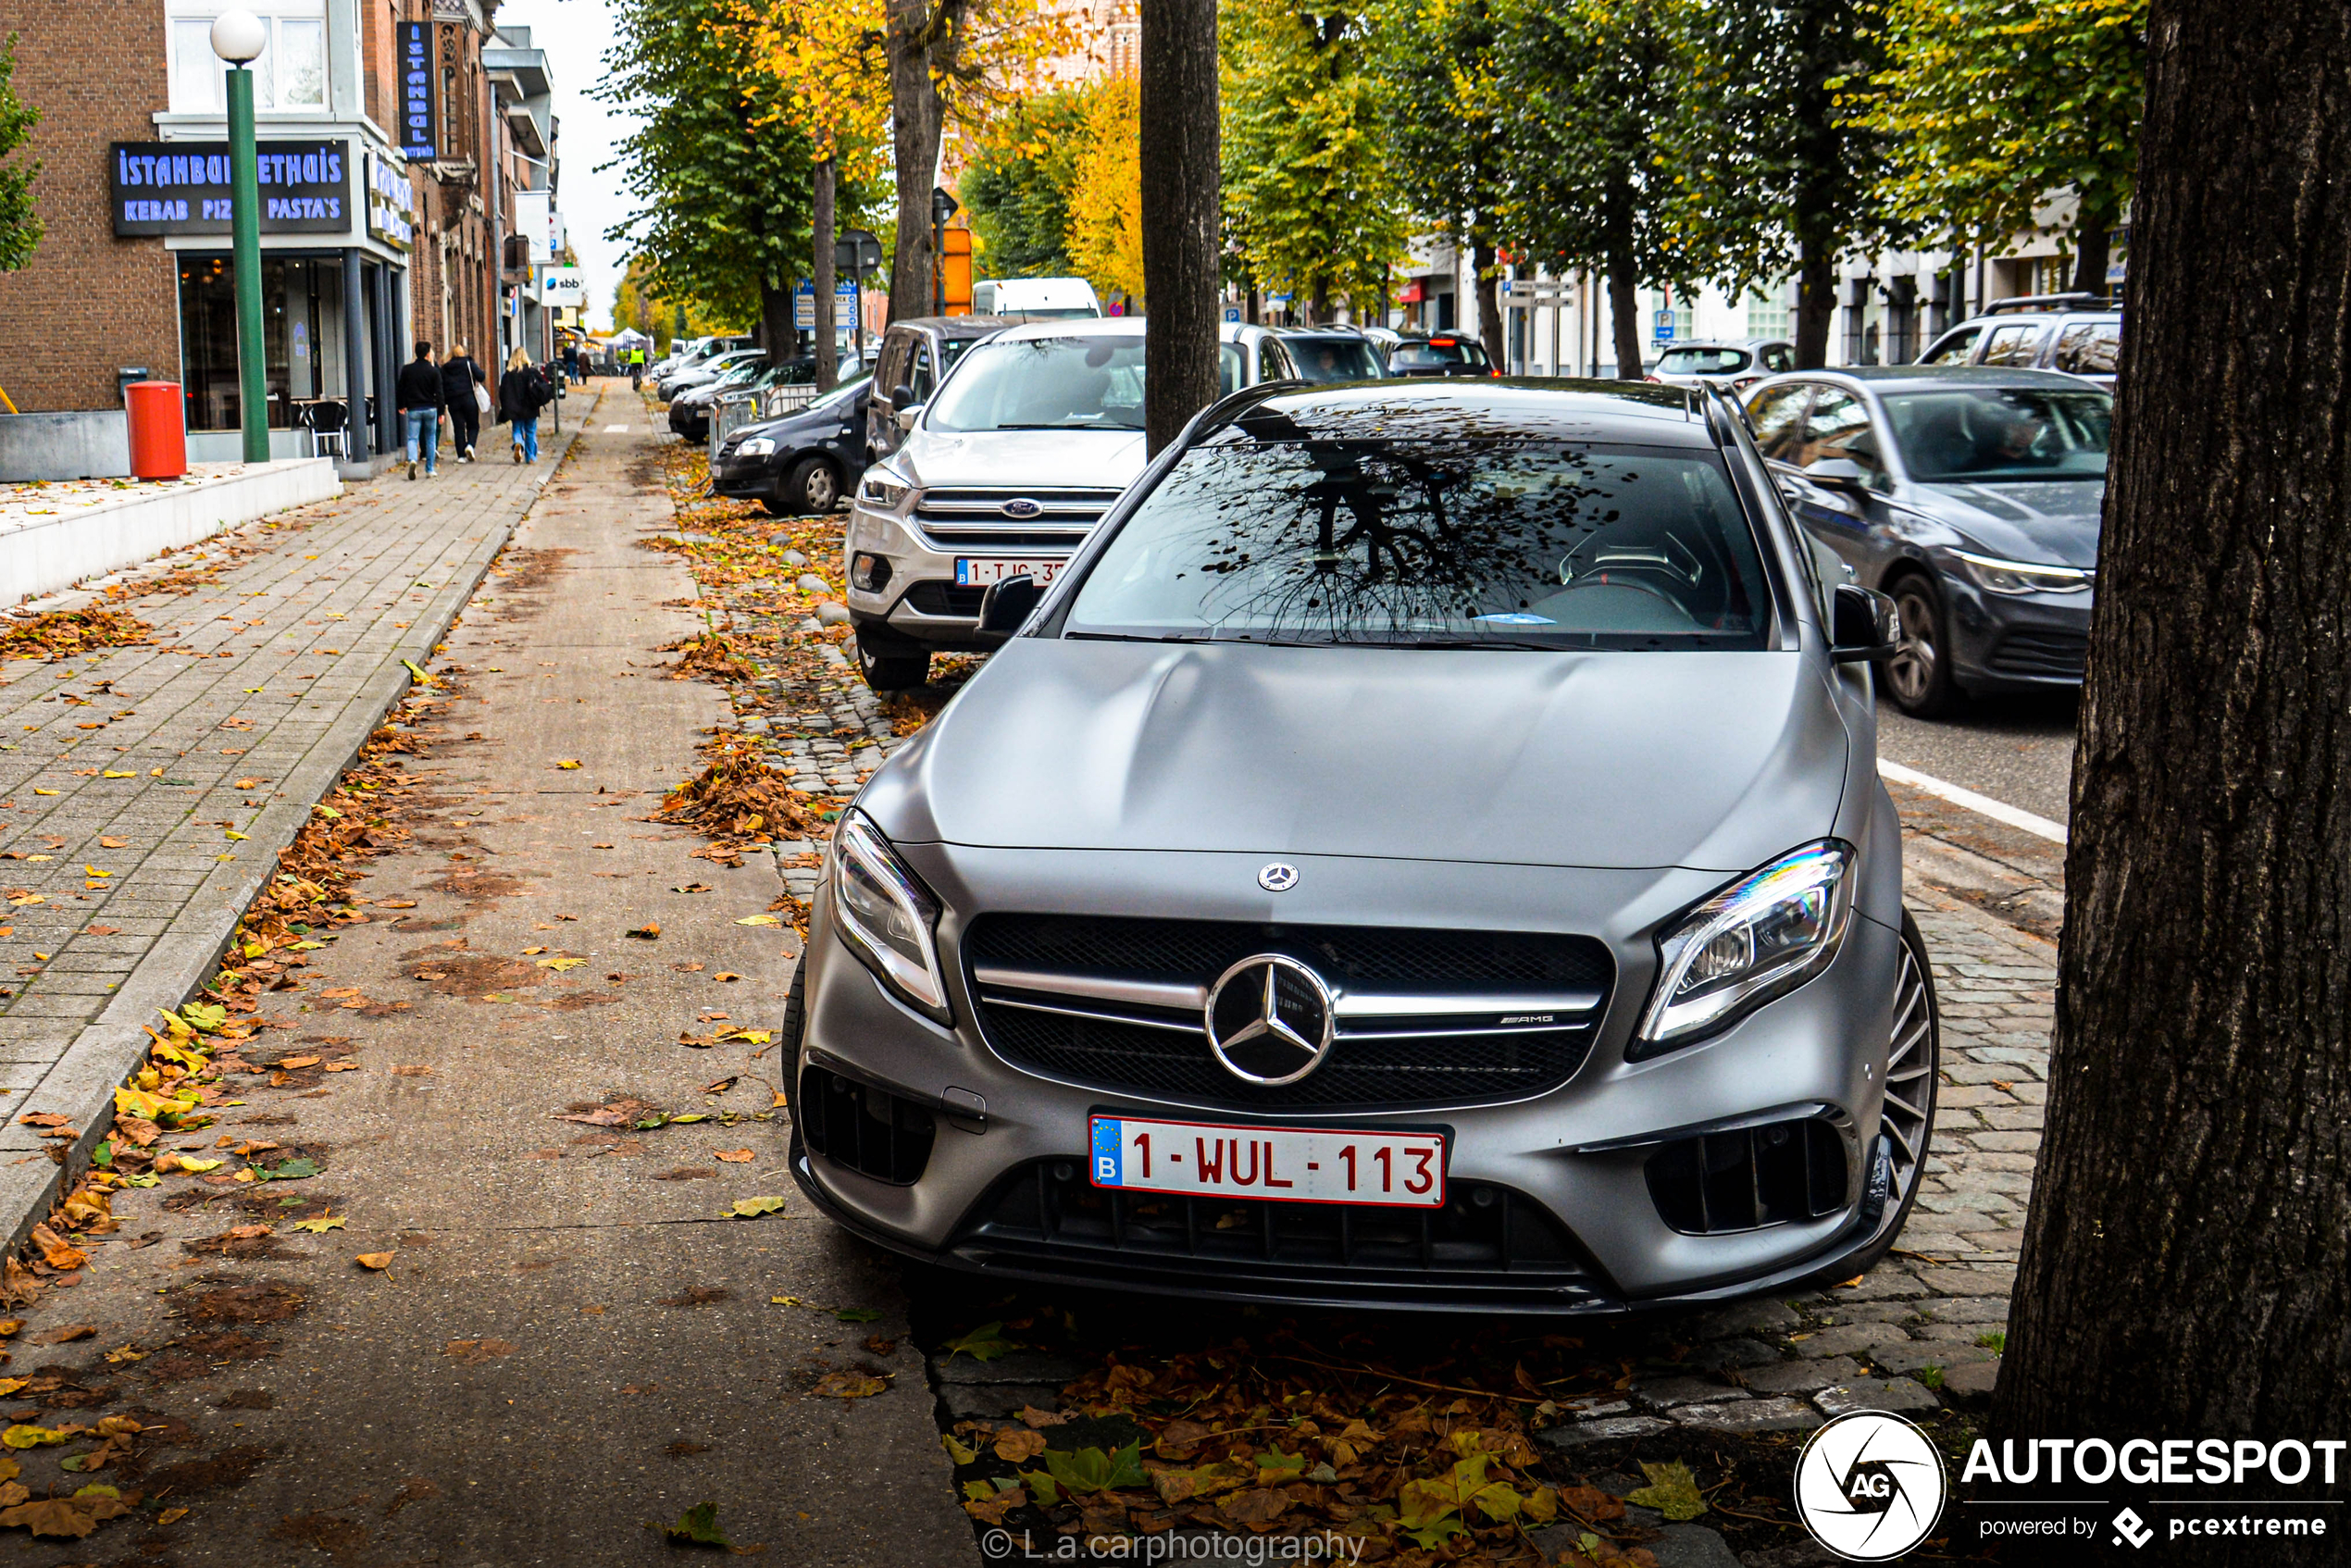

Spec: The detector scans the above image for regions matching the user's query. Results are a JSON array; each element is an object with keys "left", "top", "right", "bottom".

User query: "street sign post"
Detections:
[{"left": 1654, "top": 308, "right": 1676, "bottom": 343}]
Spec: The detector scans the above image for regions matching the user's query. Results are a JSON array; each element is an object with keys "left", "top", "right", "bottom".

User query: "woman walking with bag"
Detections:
[
  {"left": 500, "top": 348, "right": 551, "bottom": 463},
  {"left": 441, "top": 343, "right": 487, "bottom": 463}
]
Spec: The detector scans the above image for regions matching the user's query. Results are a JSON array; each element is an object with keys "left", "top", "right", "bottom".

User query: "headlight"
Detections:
[
  {"left": 858, "top": 473, "right": 916, "bottom": 513},
  {"left": 1952, "top": 549, "right": 2092, "bottom": 595},
  {"left": 737, "top": 437, "right": 776, "bottom": 457},
  {"left": 828, "top": 813, "right": 950, "bottom": 1023},
  {"left": 1635, "top": 840, "right": 1855, "bottom": 1054}
]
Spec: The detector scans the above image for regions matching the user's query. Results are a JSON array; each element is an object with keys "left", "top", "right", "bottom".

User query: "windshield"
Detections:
[
  {"left": 1657, "top": 346, "right": 1751, "bottom": 376},
  {"left": 811, "top": 372, "right": 872, "bottom": 412},
  {"left": 1066, "top": 438, "right": 1773, "bottom": 650},
  {"left": 1389, "top": 338, "right": 1491, "bottom": 374},
  {"left": 927, "top": 333, "right": 1146, "bottom": 431},
  {"left": 1883, "top": 388, "right": 2112, "bottom": 482},
  {"left": 1281, "top": 336, "right": 1387, "bottom": 382}
]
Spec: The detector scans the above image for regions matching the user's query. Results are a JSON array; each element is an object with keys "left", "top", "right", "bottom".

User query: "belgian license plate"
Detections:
[
  {"left": 954, "top": 557, "right": 1061, "bottom": 588},
  {"left": 1088, "top": 1115, "right": 1446, "bottom": 1209}
]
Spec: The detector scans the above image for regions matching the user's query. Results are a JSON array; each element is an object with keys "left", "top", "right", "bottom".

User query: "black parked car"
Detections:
[
  {"left": 1743, "top": 367, "right": 2110, "bottom": 716},
  {"left": 712, "top": 373, "right": 873, "bottom": 516}
]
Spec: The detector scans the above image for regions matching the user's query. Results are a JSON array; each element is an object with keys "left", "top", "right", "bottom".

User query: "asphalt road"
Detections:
[{"left": 1874, "top": 689, "right": 2080, "bottom": 826}]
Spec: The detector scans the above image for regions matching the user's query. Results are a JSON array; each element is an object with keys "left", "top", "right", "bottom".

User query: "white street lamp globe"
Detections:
[{"left": 211, "top": 9, "right": 267, "bottom": 65}]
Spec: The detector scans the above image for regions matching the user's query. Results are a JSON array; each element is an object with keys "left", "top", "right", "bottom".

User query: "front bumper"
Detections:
[
  {"left": 1939, "top": 568, "right": 2094, "bottom": 694},
  {"left": 841, "top": 498, "right": 1074, "bottom": 652},
  {"left": 711, "top": 453, "right": 780, "bottom": 501},
  {"left": 792, "top": 844, "right": 1914, "bottom": 1313}
]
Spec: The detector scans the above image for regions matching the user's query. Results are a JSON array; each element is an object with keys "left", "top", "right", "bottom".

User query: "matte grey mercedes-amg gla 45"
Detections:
[{"left": 790, "top": 379, "right": 1939, "bottom": 1313}]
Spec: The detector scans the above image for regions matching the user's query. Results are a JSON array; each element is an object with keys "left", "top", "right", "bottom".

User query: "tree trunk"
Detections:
[
  {"left": 887, "top": 0, "right": 959, "bottom": 326},
  {"left": 1138, "top": 0, "right": 1220, "bottom": 455},
  {"left": 1794, "top": 249, "right": 1835, "bottom": 368},
  {"left": 813, "top": 156, "right": 838, "bottom": 392},
  {"left": 1995, "top": 0, "right": 2351, "bottom": 1510},
  {"left": 2069, "top": 212, "right": 2112, "bottom": 298},
  {"left": 760, "top": 280, "right": 793, "bottom": 361},
  {"left": 1474, "top": 241, "right": 1503, "bottom": 372},
  {"left": 1309, "top": 281, "right": 1329, "bottom": 325}
]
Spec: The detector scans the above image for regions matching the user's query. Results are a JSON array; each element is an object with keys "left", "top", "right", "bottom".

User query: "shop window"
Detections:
[{"left": 178, "top": 255, "right": 346, "bottom": 431}]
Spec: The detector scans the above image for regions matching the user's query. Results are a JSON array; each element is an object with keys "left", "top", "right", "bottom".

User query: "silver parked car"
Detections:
[
  {"left": 843, "top": 317, "right": 1150, "bottom": 691},
  {"left": 1649, "top": 338, "right": 1797, "bottom": 393},
  {"left": 790, "top": 380, "right": 1941, "bottom": 1313},
  {"left": 1915, "top": 295, "right": 2121, "bottom": 390}
]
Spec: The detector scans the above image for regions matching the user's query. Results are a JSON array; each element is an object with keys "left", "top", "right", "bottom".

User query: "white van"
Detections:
[{"left": 968, "top": 277, "right": 1103, "bottom": 321}]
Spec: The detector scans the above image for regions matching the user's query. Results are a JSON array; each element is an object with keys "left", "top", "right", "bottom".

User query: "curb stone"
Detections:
[{"left": 0, "top": 431, "right": 574, "bottom": 1256}]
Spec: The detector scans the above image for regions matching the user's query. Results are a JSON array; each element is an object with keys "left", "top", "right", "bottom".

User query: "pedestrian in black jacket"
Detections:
[
  {"left": 499, "top": 348, "right": 553, "bottom": 464},
  {"left": 394, "top": 342, "right": 444, "bottom": 480},
  {"left": 441, "top": 344, "right": 486, "bottom": 463}
]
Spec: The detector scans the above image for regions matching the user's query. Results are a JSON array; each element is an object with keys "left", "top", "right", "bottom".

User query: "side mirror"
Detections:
[
  {"left": 1806, "top": 457, "right": 1872, "bottom": 491},
  {"left": 976, "top": 574, "right": 1040, "bottom": 637},
  {"left": 895, "top": 402, "right": 925, "bottom": 434},
  {"left": 1831, "top": 583, "right": 1899, "bottom": 664},
  {"left": 889, "top": 383, "right": 920, "bottom": 410}
]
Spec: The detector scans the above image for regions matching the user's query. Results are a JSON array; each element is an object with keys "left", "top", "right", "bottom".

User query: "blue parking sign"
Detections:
[{"left": 1654, "top": 309, "right": 1676, "bottom": 342}]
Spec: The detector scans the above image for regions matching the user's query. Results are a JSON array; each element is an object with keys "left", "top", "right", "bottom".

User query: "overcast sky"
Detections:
[{"left": 498, "top": 0, "right": 636, "bottom": 330}]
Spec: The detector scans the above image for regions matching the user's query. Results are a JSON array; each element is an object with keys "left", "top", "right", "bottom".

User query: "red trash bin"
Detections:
[{"left": 124, "top": 381, "right": 187, "bottom": 479}]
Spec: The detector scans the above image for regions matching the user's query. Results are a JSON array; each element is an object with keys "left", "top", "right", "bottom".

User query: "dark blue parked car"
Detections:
[
  {"left": 711, "top": 373, "right": 873, "bottom": 516},
  {"left": 1743, "top": 367, "right": 2110, "bottom": 716}
]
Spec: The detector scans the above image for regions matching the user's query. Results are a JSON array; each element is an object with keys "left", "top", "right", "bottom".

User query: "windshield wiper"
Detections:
[
  {"left": 1065, "top": 631, "right": 1215, "bottom": 644},
  {"left": 990, "top": 421, "right": 1144, "bottom": 431}
]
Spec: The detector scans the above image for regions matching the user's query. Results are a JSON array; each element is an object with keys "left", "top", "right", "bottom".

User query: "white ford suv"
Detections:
[{"left": 842, "top": 317, "right": 1150, "bottom": 690}]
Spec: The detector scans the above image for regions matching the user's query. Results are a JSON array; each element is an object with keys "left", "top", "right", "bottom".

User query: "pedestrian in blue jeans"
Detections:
[
  {"left": 499, "top": 348, "right": 551, "bottom": 463},
  {"left": 395, "top": 341, "right": 444, "bottom": 479}
]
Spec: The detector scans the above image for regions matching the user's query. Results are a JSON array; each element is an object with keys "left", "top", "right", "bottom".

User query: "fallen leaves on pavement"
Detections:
[{"left": 0, "top": 609, "right": 153, "bottom": 662}]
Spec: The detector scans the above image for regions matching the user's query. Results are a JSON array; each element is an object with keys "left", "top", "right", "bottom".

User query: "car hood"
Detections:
[
  {"left": 865, "top": 641, "right": 1847, "bottom": 872},
  {"left": 898, "top": 426, "right": 1149, "bottom": 491},
  {"left": 1914, "top": 479, "right": 2105, "bottom": 568}
]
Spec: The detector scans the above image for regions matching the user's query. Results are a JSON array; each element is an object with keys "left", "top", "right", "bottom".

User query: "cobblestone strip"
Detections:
[
  {"left": 1536, "top": 880, "right": 2053, "bottom": 1451},
  {"left": 0, "top": 416, "right": 584, "bottom": 1244}
]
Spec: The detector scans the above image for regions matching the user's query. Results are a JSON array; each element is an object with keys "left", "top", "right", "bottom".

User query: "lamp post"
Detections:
[{"left": 212, "top": 10, "right": 271, "bottom": 466}]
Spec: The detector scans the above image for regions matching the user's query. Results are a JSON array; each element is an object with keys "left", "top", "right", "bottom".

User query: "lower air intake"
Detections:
[
  {"left": 1645, "top": 1116, "right": 1847, "bottom": 1235},
  {"left": 798, "top": 1066, "right": 936, "bottom": 1186}
]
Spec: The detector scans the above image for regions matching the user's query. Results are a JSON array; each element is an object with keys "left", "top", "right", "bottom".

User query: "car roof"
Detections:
[
  {"left": 1660, "top": 339, "right": 1787, "bottom": 351},
  {"left": 1275, "top": 326, "right": 1372, "bottom": 338},
  {"left": 1203, "top": 379, "right": 1716, "bottom": 447},
  {"left": 1764, "top": 366, "right": 2108, "bottom": 393},
  {"left": 1945, "top": 310, "right": 2121, "bottom": 331},
  {"left": 989, "top": 316, "right": 1149, "bottom": 343},
  {"left": 894, "top": 315, "right": 1016, "bottom": 340}
]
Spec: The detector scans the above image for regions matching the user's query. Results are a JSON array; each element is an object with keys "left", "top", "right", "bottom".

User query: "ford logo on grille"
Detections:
[{"left": 1000, "top": 497, "right": 1044, "bottom": 518}]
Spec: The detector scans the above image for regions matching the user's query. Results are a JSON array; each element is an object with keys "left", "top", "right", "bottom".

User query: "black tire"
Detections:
[
  {"left": 1814, "top": 906, "right": 1941, "bottom": 1285},
  {"left": 1882, "top": 573, "right": 1964, "bottom": 718},
  {"left": 784, "top": 455, "right": 841, "bottom": 515},
  {"left": 852, "top": 621, "right": 929, "bottom": 691}
]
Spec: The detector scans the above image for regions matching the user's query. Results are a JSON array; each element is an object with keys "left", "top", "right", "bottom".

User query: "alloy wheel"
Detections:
[
  {"left": 804, "top": 463, "right": 837, "bottom": 512},
  {"left": 1881, "top": 932, "right": 1938, "bottom": 1207},
  {"left": 1886, "top": 585, "right": 1941, "bottom": 708}
]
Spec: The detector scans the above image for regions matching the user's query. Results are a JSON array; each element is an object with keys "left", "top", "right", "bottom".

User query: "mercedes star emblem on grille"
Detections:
[
  {"left": 1258, "top": 862, "right": 1299, "bottom": 892},
  {"left": 1000, "top": 497, "right": 1044, "bottom": 518},
  {"left": 1203, "top": 955, "right": 1336, "bottom": 1085}
]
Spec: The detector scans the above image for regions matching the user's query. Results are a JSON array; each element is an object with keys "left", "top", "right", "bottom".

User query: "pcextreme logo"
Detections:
[{"left": 1794, "top": 1410, "right": 1949, "bottom": 1561}]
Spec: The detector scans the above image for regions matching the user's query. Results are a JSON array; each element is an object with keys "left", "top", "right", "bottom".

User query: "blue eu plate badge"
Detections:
[{"left": 1091, "top": 1117, "right": 1124, "bottom": 1186}]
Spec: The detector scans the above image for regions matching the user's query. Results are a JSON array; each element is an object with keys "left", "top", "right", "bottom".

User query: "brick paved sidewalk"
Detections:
[{"left": 0, "top": 402, "right": 588, "bottom": 1240}]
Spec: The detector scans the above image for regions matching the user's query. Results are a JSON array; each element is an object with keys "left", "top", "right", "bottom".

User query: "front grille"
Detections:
[
  {"left": 914, "top": 487, "right": 1115, "bottom": 551},
  {"left": 954, "top": 1161, "right": 1613, "bottom": 1308},
  {"left": 902, "top": 581, "right": 989, "bottom": 618},
  {"left": 964, "top": 914, "right": 1612, "bottom": 1111},
  {"left": 1985, "top": 627, "right": 2088, "bottom": 678},
  {"left": 798, "top": 1066, "right": 936, "bottom": 1185},
  {"left": 1645, "top": 1116, "right": 1847, "bottom": 1234}
]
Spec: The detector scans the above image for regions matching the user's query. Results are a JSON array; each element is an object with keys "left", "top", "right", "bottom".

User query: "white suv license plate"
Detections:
[
  {"left": 954, "top": 557, "right": 1061, "bottom": 588},
  {"left": 1088, "top": 1114, "right": 1447, "bottom": 1209}
]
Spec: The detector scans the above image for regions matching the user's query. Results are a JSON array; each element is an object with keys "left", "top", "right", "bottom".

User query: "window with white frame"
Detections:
[
  {"left": 1747, "top": 287, "right": 1792, "bottom": 341},
  {"left": 167, "top": 2, "right": 329, "bottom": 115}
]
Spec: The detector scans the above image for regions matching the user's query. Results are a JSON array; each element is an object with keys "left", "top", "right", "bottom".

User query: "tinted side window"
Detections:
[
  {"left": 1917, "top": 325, "right": 1981, "bottom": 366},
  {"left": 910, "top": 341, "right": 937, "bottom": 401},
  {"left": 1746, "top": 384, "right": 1813, "bottom": 462},
  {"left": 1257, "top": 339, "right": 1287, "bottom": 381},
  {"left": 2054, "top": 320, "right": 2121, "bottom": 376},
  {"left": 1979, "top": 322, "right": 2045, "bottom": 367},
  {"left": 877, "top": 333, "right": 910, "bottom": 395},
  {"left": 1220, "top": 343, "right": 1244, "bottom": 395},
  {"left": 1760, "top": 344, "right": 1795, "bottom": 373},
  {"left": 1800, "top": 389, "right": 1889, "bottom": 487}
]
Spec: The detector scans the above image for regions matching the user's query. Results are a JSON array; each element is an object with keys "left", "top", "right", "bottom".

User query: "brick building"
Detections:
[{"left": 0, "top": 0, "right": 562, "bottom": 479}]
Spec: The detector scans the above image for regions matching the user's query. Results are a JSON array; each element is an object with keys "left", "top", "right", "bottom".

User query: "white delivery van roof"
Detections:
[{"left": 970, "top": 277, "right": 1104, "bottom": 320}]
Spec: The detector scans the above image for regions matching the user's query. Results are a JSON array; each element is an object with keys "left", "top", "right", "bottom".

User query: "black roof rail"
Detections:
[{"left": 1984, "top": 292, "right": 2110, "bottom": 315}]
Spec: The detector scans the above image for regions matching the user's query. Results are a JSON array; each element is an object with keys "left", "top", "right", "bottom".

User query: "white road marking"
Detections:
[
  {"left": 603, "top": 424, "right": 629, "bottom": 433},
  {"left": 1879, "top": 759, "right": 2068, "bottom": 844}
]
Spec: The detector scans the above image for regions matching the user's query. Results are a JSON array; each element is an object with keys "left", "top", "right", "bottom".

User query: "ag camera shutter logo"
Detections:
[{"left": 1795, "top": 1410, "right": 1948, "bottom": 1561}]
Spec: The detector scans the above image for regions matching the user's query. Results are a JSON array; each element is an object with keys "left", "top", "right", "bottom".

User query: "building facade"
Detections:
[{"left": 0, "top": 0, "right": 563, "bottom": 476}]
